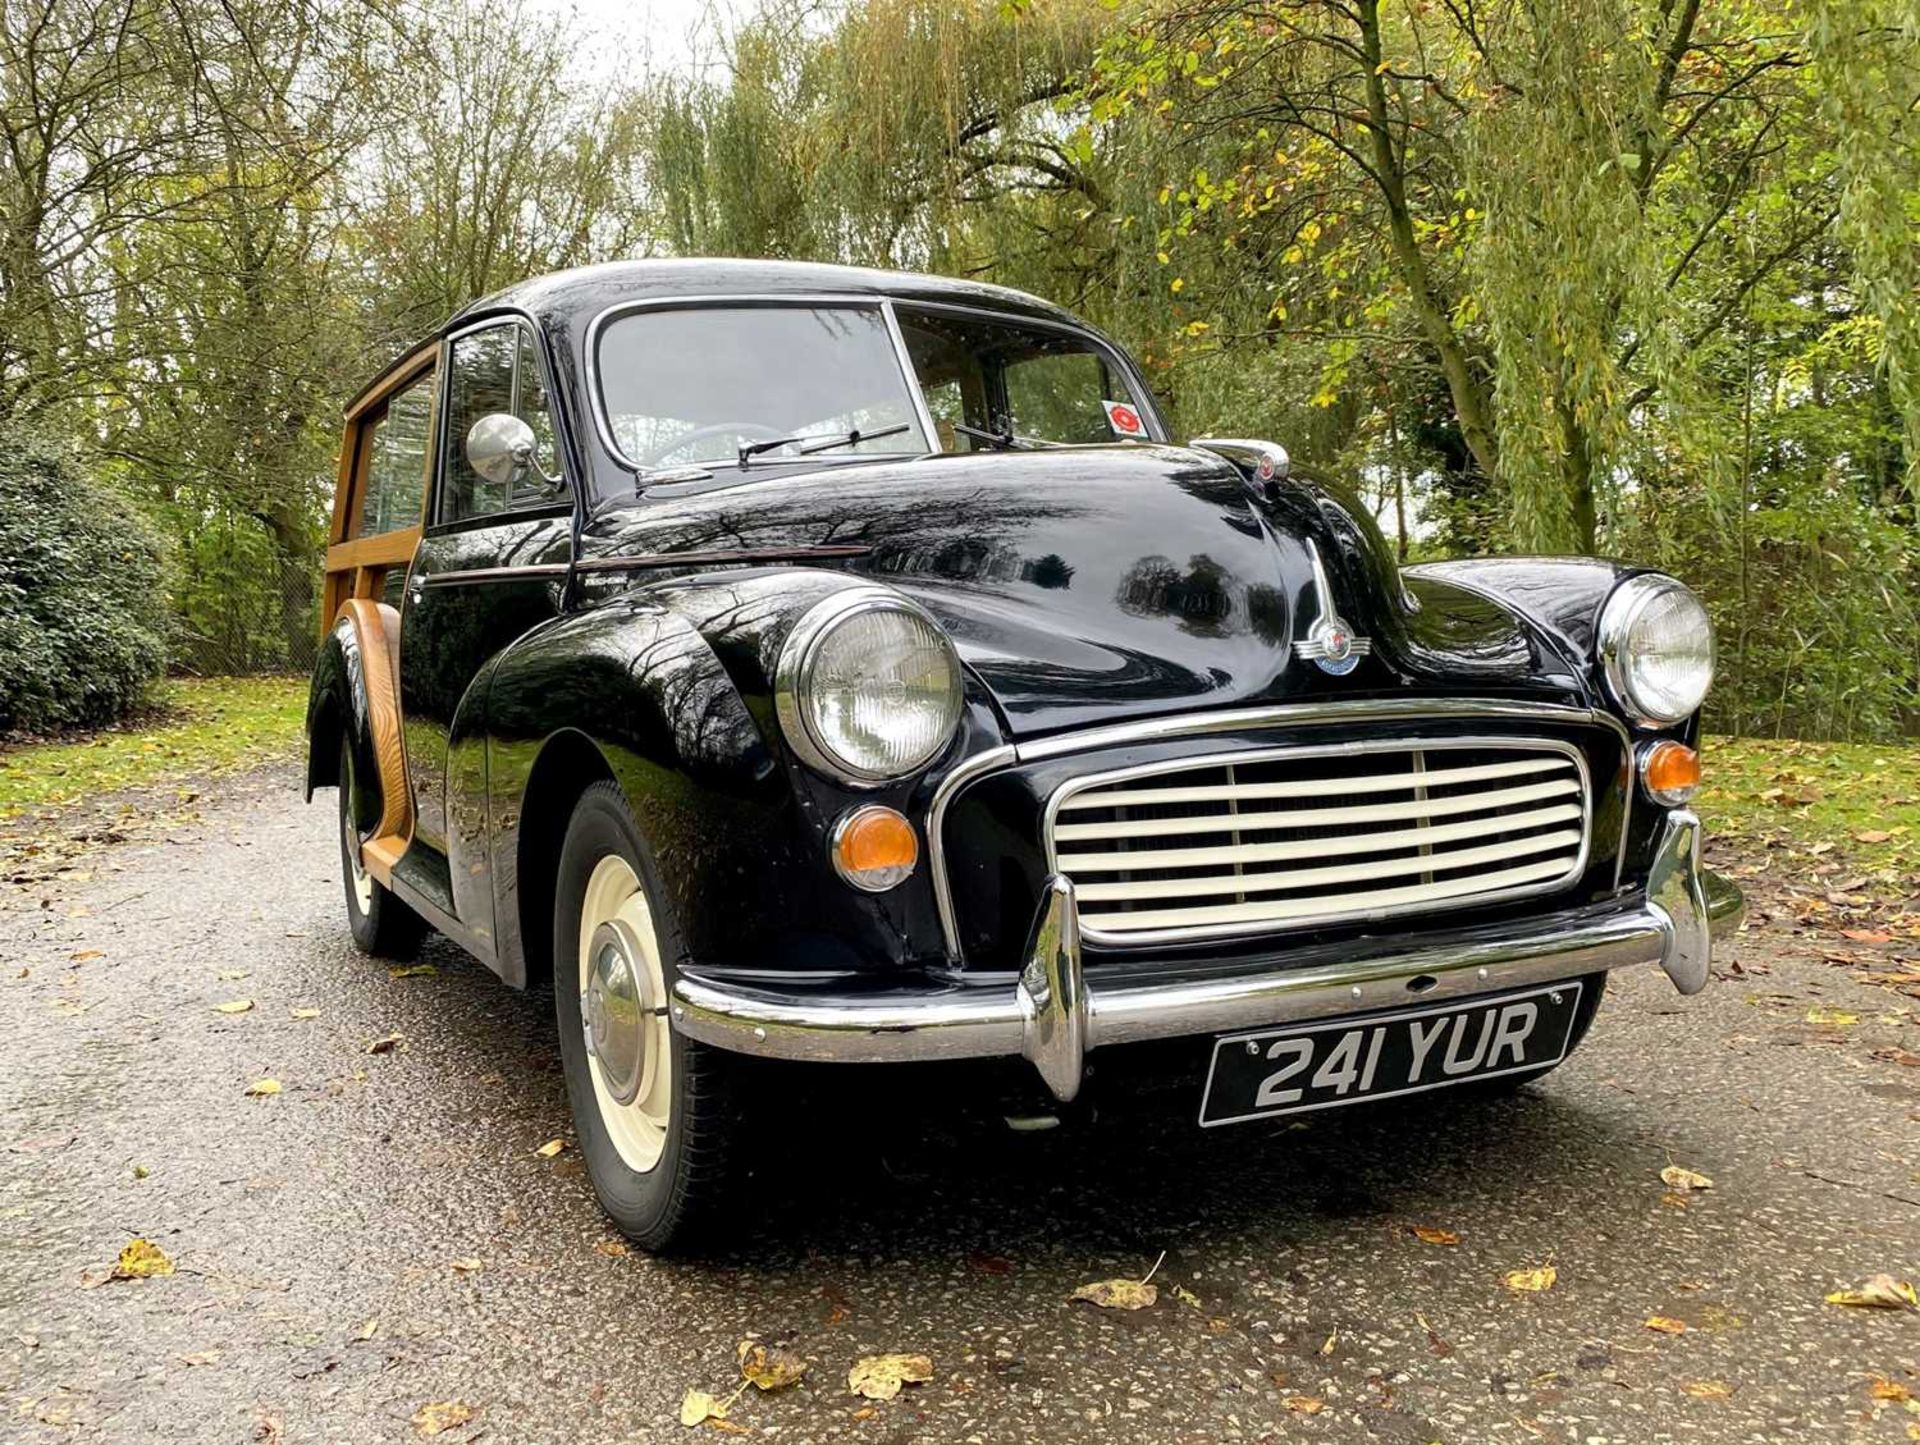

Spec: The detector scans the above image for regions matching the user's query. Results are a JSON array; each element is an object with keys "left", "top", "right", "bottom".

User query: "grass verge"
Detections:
[
  {"left": 1701, "top": 734, "right": 1920, "bottom": 876},
  {"left": 0, "top": 675, "right": 306, "bottom": 822}
]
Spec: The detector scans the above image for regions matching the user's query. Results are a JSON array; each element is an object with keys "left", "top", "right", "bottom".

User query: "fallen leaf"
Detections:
[
  {"left": 411, "top": 1401, "right": 474, "bottom": 1437},
  {"left": 1502, "top": 1265, "right": 1557, "bottom": 1293},
  {"left": 111, "top": 1238, "right": 173, "bottom": 1280},
  {"left": 449, "top": 1257, "right": 483, "bottom": 1274},
  {"left": 1660, "top": 1165, "right": 1713, "bottom": 1191},
  {"left": 1855, "top": 831, "right": 1893, "bottom": 845},
  {"left": 389, "top": 964, "right": 437, "bottom": 979},
  {"left": 1319, "top": 1327, "right": 1337, "bottom": 1356},
  {"left": 1412, "top": 1225, "right": 1461, "bottom": 1246},
  {"left": 289, "top": 1007, "right": 320, "bottom": 1020},
  {"left": 367, "top": 1033, "right": 404, "bottom": 1054},
  {"left": 1284, "top": 1395, "right": 1325, "bottom": 1414},
  {"left": 178, "top": 1349, "right": 221, "bottom": 1366},
  {"left": 1806, "top": 1007, "right": 1859, "bottom": 1026},
  {"left": 847, "top": 1353, "right": 933, "bottom": 1401},
  {"left": 216, "top": 969, "right": 249, "bottom": 981},
  {"left": 1681, "top": 1380, "right": 1732, "bottom": 1399},
  {"left": 594, "top": 1239, "right": 629, "bottom": 1258},
  {"left": 213, "top": 999, "right": 254, "bottom": 1014},
  {"left": 1169, "top": 1284, "right": 1202, "bottom": 1309},
  {"left": 69, "top": 950, "right": 102, "bottom": 962},
  {"left": 1873, "top": 1047, "right": 1920, "bottom": 1067},
  {"left": 354, "top": 1317, "right": 380, "bottom": 1341},
  {"left": 1826, "top": 1274, "right": 1919, "bottom": 1309},
  {"left": 1071, "top": 1278, "right": 1158, "bottom": 1310},
  {"left": 1645, "top": 1315, "right": 1687, "bottom": 1334},
  {"left": 1841, "top": 930, "right": 1894, "bottom": 945},
  {"left": 679, "top": 1388, "right": 725, "bottom": 1427},
  {"left": 1871, "top": 1377, "right": 1913, "bottom": 1402},
  {"left": 535, "top": 1138, "right": 567, "bottom": 1159},
  {"left": 244, "top": 1079, "right": 282, "bottom": 1097},
  {"left": 738, "top": 1339, "right": 808, "bottom": 1391}
]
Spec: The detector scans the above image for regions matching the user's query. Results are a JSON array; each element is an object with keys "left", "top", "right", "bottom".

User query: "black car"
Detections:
[{"left": 306, "top": 258, "right": 1741, "bottom": 1249}]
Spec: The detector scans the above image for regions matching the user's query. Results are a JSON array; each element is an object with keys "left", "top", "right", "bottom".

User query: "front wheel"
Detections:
[{"left": 553, "top": 782, "right": 735, "bottom": 1252}]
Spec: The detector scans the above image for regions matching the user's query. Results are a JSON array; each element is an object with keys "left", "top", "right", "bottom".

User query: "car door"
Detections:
[{"left": 401, "top": 318, "right": 572, "bottom": 917}]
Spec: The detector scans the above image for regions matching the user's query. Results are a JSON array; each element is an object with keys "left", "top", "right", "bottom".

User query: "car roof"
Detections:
[{"left": 448, "top": 257, "right": 1087, "bottom": 332}]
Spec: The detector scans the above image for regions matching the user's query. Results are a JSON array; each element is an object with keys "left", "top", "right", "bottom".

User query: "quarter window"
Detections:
[{"left": 439, "top": 321, "right": 561, "bottom": 523}]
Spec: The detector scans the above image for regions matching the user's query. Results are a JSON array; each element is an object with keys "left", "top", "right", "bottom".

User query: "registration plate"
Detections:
[{"left": 1198, "top": 982, "right": 1584, "bottom": 1127}]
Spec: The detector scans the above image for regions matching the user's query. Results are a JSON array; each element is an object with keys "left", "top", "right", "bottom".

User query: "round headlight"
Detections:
[
  {"left": 774, "top": 589, "right": 963, "bottom": 784},
  {"left": 1598, "top": 574, "right": 1715, "bottom": 726}
]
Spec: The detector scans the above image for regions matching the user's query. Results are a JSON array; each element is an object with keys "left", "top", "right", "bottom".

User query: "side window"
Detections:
[
  {"left": 439, "top": 322, "right": 559, "bottom": 524},
  {"left": 357, "top": 372, "right": 433, "bottom": 536},
  {"left": 1005, "top": 352, "right": 1114, "bottom": 445}
]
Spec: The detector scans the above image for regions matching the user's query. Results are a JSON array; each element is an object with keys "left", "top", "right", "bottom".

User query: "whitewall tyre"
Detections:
[
  {"left": 337, "top": 739, "right": 426, "bottom": 959},
  {"left": 553, "top": 781, "right": 735, "bottom": 1252}
]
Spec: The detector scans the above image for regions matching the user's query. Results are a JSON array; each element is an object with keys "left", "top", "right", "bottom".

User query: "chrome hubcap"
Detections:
[{"left": 582, "top": 919, "right": 653, "bottom": 1106}]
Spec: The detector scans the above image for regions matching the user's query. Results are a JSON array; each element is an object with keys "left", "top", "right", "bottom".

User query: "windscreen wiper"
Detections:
[
  {"left": 737, "top": 422, "right": 913, "bottom": 469},
  {"left": 949, "top": 422, "right": 1057, "bottom": 451}
]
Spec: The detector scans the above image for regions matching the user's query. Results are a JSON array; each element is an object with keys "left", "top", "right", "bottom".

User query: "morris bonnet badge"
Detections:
[{"left": 1294, "top": 541, "right": 1373, "bottom": 676}]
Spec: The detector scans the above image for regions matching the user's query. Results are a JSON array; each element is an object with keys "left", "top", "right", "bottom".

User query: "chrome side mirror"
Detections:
[{"left": 466, "top": 413, "right": 562, "bottom": 492}]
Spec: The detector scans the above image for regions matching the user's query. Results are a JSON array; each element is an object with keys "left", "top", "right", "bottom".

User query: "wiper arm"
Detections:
[
  {"left": 737, "top": 422, "right": 913, "bottom": 469},
  {"left": 949, "top": 422, "right": 1059, "bottom": 452},
  {"left": 950, "top": 421, "right": 1020, "bottom": 450}
]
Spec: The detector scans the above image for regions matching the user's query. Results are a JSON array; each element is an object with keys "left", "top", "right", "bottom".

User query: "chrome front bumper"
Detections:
[{"left": 671, "top": 809, "right": 1743, "bottom": 1102}]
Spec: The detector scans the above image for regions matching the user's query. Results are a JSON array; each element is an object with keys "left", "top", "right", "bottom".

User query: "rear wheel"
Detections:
[
  {"left": 337, "top": 739, "right": 426, "bottom": 958},
  {"left": 553, "top": 782, "right": 736, "bottom": 1251}
]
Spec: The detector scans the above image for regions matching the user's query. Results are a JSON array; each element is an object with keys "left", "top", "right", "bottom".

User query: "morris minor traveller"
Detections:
[{"left": 307, "top": 259, "right": 1742, "bottom": 1249}]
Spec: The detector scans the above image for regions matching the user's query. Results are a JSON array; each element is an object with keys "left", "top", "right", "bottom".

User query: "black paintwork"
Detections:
[{"left": 307, "top": 259, "right": 1695, "bottom": 996}]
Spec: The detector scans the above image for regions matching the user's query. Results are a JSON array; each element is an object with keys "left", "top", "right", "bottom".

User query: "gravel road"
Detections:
[{"left": 3, "top": 765, "right": 1917, "bottom": 1443}]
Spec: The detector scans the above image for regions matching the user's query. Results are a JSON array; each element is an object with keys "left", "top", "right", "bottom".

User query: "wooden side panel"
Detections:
[{"left": 337, "top": 598, "right": 412, "bottom": 868}]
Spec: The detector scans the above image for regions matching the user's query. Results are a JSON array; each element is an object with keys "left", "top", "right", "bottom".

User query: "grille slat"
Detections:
[
  {"left": 1073, "top": 827, "right": 1583, "bottom": 902},
  {"left": 1055, "top": 754, "right": 1568, "bottom": 811},
  {"left": 1052, "top": 773, "right": 1580, "bottom": 843},
  {"left": 1047, "top": 742, "right": 1590, "bottom": 943}
]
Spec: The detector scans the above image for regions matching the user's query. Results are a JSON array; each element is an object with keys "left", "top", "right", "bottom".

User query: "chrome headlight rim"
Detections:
[
  {"left": 1598, "top": 573, "right": 1715, "bottom": 728},
  {"left": 773, "top": 586, "right": 963, "bottom": 787}
]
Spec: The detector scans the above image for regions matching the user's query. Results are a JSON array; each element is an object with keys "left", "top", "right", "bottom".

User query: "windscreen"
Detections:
[{"left": 597, "top": 305, "right": 928, "bottom": 470}]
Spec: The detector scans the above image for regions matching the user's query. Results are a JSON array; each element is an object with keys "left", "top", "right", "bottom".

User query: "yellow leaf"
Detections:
[
  {"left": 213, "top": 999, "right": 254, "bottom": 1014},
  {"left": 112, "top": 1238, "right": 173, "bottom": 1279},
  {"left": 244, "top": 1078, "right": 281, "bottom": 1097},
  {"left": 535, "top": 1138, "right": 567, "bottom": 1158},
  {"left": 216, "top": 969, "right": 249, "bottom": 981},
  {"left": 389, "top": 964, "right": 437, "bottom": 979},
  {"left": 679, "top": 1388, "right": 725, "bottom": 1427},
  {"left": 69, "top": 950, "right": 103, "bottom": 962},
  {"left": 1071, "top": 1278, "right": 1158, "bottom": 1310},
  {"left": 1871, "top": 1377, "right": 1913, "bottom": 1402},
  {"left": 737, "top": 1338, "right": 808, "bottom": 1391},
  {"left": 449, "top": 1257, "right": 483, "bottom": 1274},
  {"left": 1284, "top": 1395, "right": 1325, "bottom": 1414},
  {"left": 1806, "top": 1007, "right": 1859, "bottom": 1026},
  {"left": 1681, "top": 1380, "right": 1732, "bottom": 1399},
  {"left": 1827, "top": 1274, "right": 1919, "bottom": 1309},
  {"left": 1645, "top": 1315, "right": 1687, "bottom": 1334},
  {"left": 289, "top": 1007, "right": 320, "bottom": 1019},
  {"left": 594, "top": 1239, "right": 629, "bottom": 1258},
  {"left": 1660, "top": 1165, "right": 1713, "bottom": 1191},
  {"left": 847, "top": 1353, "right": 933, "bottom": 1401},
  {"left": 1502, "top": 1264, "right": 1557, "bottom": 1293},
  {"left": 355, "top": 1317, "right": 380, "bottom": 1341},
  {"left": 1412, "top": 1225, "right": 1461, "bottom": 1246},
  {"left": 411, "top": 1401, "right": 474, "bottom": 1436}
]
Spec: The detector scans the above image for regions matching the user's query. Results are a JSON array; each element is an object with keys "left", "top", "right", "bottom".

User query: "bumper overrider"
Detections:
[{"left": 670, "top": 809, "right": 1743, "bottom": 1102}]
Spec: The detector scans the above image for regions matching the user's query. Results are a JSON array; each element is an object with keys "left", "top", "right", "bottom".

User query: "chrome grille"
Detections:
[{"left": 1046, "top": 741, "right": 1590, "bottom": 944}]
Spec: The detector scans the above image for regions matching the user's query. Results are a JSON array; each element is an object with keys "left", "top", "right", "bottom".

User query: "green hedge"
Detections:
[{"left": 0, "top": 430, "right": 170, "bottom": 734}]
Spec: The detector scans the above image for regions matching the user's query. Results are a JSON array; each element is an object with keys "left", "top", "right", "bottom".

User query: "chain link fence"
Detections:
[{"left": 170, "top": 559, "right": 320, "bottom": 678}]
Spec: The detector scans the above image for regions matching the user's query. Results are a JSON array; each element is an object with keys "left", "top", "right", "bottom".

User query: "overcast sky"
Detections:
[{"left": 539, "top": 0, "right": 741, "bottom": 80}]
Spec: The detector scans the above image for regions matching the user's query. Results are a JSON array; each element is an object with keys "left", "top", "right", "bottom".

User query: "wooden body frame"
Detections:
[{"left": 323, "top": 340, "right": 439, "bottom": 880}]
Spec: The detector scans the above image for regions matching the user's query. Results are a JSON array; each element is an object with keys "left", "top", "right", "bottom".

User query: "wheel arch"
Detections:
[{"left": 510, "top": 728, "right": 617, "bottom": 991}]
